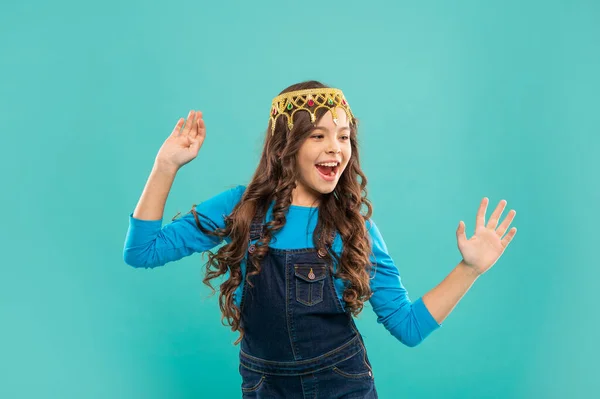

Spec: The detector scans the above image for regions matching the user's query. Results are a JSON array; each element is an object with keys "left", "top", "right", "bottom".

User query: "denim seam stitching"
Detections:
[
  {"left": 295, "top": 281, "right": 324, "bottom": 306},
  {"left": 326, "top": 266, "right": 345, "bottom": 313},
  {"left": 239, "top": 346, "right": 362, "bottom": 376},
  {"left": 240, "top": 335, "right": 359, "bottom": 365},
  {"left": 241, "top": 375, "right": 266, "bottom": 392},
  {"left": 285, "top": 251, "right": 298, "bottom": 360},
  {"left": 332, "top": 367, "right": 371, "bottom": 379}
]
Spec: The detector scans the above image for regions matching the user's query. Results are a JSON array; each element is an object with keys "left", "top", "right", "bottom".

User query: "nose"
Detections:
[{"left": 326, "top": 137, "right": 341, "bottom": 154}]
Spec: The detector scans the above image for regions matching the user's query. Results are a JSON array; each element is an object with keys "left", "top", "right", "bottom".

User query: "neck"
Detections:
[{"left": 291, "top": 184, "right": 320, "bottom": 207}]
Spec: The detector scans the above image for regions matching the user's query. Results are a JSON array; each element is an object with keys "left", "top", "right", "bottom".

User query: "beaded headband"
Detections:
[{"left": 269, "top": 88, "right": 356, "bottom": 135}]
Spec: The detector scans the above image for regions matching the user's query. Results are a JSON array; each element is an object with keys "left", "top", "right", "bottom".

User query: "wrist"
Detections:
[
  {"left": 457, "top": 261, "right": 481, "bottom": 280},
  {"left": 153, "top": 160, "right": 180, "bottom": 175}
]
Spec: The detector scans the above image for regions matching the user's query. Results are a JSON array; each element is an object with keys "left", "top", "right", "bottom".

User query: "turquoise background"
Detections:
[{"left": 1, "top": 0, "right": 598, "bottom": 398}]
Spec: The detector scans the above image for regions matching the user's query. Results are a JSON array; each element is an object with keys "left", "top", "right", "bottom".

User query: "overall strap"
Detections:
[
  {"left": 246, "top": 213, "right": 338, "bottom": 256},
  {"left": 248, "top": 213, "right": 265, "bottom": 254}
]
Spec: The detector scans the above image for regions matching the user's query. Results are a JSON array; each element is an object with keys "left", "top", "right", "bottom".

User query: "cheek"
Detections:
[
  {"left": 301, "top": 156, "right": 313, "bottom": 171},
  {"left": 343, "top": 146, "right": 352, "bottom": 162},
  {"left": 343, "top": 150, "right": 352, "bottom": 169},
  {"left": 297, "top": 156, "right": 313, "bottom": 176}
]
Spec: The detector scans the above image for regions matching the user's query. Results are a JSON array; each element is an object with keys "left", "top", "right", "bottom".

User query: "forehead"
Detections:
[{"left": 314, "top": 107, "right": 350, "bottom": 130}]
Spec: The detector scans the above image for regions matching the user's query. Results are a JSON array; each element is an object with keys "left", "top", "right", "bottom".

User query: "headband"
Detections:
[{"left": 269, "top": 87, "right": 356, "bottom": 135}]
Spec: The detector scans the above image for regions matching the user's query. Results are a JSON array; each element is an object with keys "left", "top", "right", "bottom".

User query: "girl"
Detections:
[{"left": 123, "top": 80, "right": 517, "bottom": 398}]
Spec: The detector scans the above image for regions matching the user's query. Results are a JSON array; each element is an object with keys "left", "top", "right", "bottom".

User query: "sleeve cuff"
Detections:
[
  {"left": 413, "top": 296, "right": 442, "bottom": 337},
  {"left": 128, "top": 212, "right": 163, "bottom": 227}
]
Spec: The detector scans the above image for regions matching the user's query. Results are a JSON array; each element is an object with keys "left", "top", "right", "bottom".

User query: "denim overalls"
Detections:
[{"left": 238, "top": 215, "right": 378, "bottom": 398}]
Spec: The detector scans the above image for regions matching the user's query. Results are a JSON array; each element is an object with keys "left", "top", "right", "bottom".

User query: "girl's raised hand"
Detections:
[
  {"left": 155, "top": 110, "right": 206, "bottom": 170},
  {"left": 456, "top": 198, "right": 517, "bottom": 276}
]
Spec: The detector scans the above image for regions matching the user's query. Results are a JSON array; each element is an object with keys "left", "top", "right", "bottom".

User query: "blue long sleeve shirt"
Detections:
[{"left": 123, "top": 185, "right": 441, "bottom": 347}]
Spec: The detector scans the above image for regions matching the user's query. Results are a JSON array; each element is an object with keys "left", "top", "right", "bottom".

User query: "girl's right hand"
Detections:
[{"left": 155, "top": 110, "right": 206, "bottom": 171}]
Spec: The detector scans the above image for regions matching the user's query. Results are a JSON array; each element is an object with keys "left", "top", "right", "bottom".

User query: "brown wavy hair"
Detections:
[{"left": 191, "top": 80, "right": 374, "bottom": 345}]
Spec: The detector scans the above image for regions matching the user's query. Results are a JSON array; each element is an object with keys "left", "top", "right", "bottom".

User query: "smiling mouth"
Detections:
[{"left": 315, "top": 164, "right": 339, "bottom": 178}]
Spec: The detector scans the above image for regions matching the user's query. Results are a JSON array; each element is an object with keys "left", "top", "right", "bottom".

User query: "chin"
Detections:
[{"left": 313, "top": 182, "right": 338, "bottom": 194}]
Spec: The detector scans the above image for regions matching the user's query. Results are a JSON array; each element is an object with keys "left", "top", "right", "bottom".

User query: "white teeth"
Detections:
[{"left": 316, "top": 162, "right": 338, "bottom": 167}]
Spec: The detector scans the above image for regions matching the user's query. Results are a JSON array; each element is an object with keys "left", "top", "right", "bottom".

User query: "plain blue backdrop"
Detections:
[{"left": 1, "top": 0, "right": 598, "bottom": 398}]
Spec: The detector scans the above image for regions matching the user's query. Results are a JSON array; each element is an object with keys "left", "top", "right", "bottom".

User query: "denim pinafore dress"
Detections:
[{"left": 238, "top": 215, "right": 378, "bottom": 398}]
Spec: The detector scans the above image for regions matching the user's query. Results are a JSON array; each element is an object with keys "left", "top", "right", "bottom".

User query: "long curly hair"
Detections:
[{"left": 191, "top": 80, "right": 374, "bottom": 345}]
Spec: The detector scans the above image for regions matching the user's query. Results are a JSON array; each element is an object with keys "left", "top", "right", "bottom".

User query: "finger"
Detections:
[
  {"left": 190, "top": 111, "right": 203, "bottom": 139},
  {"left": 170, "top": 118, "right": 185, "bottom": 137},
  {"left": 496, "top": 209, "right": 516, "bottom": 237},
  {"left": 487, "top": 199, "right": 507, "bottom": 230},
  {"left": 501, "top": 227, "right": 517, "bottom": 247},
  {"left": 197, "top": 114, "right": 206, "bottom": 138},
  {"left": 182, "top": 110, "right": 196, "bottom": 136},
  {"left": 476, "top": 197, "right": 488, "bottom": 231},
  {"left": 456, "top": 221, "right": 468, "bottom": 245}
]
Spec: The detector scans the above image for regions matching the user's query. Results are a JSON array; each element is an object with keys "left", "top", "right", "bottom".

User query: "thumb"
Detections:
[
  {"left": 189, "top": 137, "right": 203, "bottom": 155},
  {"left": 456, "top": 221, "right": 467, "bottom": 244}
]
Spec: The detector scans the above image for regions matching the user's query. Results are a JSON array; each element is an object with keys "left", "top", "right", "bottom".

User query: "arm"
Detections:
[
  {"left": 123, "top": 185, "right": 245, "bottom": 268},
  {"left": 418, "top": 197, "right": 519, "bottom": 325},
  {"left": 132, "top": 161, "right": 179, "bottom": 221},
  {"left": 421, "top": 260, "right": 479, "bottom": 324},
  {"left": 124, "top": 110, "right": 214, "bottom": 268},
  {"left": 133, "top": 109, "right": 205, "bottom": 221},
  {"left": 367, "top": 197, "right": 517, "bottom": 347},
  {"left": 366, "top": 220, "right": 441, "bottom": 348}
]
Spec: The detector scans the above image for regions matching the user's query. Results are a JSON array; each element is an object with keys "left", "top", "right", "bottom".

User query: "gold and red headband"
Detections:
[{"left": 269, "top": 88, "right": 356, "bottom": 135}]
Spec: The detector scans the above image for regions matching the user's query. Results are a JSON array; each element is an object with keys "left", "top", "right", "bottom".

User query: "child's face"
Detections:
[{"left": 292, "top": 107, "right": 352, "bottom": 206}]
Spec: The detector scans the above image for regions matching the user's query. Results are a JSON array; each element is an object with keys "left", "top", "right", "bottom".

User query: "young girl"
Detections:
[{"left": 123, "top": 80, "right": 517, "bottom": 398}]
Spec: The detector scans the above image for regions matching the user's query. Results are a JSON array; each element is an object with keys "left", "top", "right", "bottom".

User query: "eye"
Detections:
[
  {"left": 341, "top": 135, "right": 350, "bottom": 140},
  {"left": 312, "top": 134, "right": 324, "bottom": 139}
]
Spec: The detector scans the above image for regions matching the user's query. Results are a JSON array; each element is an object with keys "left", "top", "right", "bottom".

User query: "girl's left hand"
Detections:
[{"left": 456, "top": 198, "right": 517, "bottom": 276}]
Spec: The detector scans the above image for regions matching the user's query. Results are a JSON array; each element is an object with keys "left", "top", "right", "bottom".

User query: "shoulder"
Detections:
[
  {"left": 365, "top": 218, "right": 389, "bottom": 253},
  {"left": 191, "top": 184, "right": 247, "bottom": 223},
  {"left": 219, "top": 184, "right": 246, "bottom": 206},
  {"left": 365, "top": 218, "right": 382, "bottom": 240},
  {"left": 196, "top": 184, "right": 246, "bottom": 209}
]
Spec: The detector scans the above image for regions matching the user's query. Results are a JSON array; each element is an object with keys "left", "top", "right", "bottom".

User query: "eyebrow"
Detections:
[{"left": 312, "top": 126, "right": 351, "bottom": 132}]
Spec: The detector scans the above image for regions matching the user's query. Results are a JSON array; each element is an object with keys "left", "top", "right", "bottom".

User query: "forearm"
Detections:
[
  {"left": 132, "top": 162, "right": 179, "bottom": 221},
  {"left": 422, "top": 260, "right": 480, "bottom": 324}
]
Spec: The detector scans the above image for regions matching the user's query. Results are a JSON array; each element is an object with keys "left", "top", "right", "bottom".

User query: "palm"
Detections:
[
  {"left": 156, "top": 110, "right": 206, "bottom": 169},
  {"left": 456, "top": 198, "right": 517, "bottom": 276},
  {"left": 161, "top": 133, "right": 202, "bottom": 166}
]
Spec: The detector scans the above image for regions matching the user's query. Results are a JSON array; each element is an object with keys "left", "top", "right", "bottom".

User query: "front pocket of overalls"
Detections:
[
  {"left": 331, "top": 347, "right": 373, "bottom": 379},
  {"left": 240, "top": 364, "right": 266, "bottom": 393},
  {"left": 294, "top": 264, "right": 326, "bottom": 306}
]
